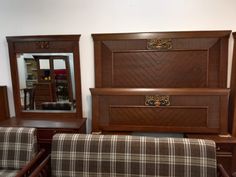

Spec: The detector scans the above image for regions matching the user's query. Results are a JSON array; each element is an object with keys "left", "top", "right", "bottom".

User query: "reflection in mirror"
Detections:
[
  {"left": 17, "top": 53, "right": 76, "bottom": 112},
  {"left": 39, "top": 59, "right": 50, "bottom": 69}
]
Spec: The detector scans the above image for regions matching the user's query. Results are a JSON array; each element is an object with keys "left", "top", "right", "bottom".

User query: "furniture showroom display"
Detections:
[{"left": 0, "top": 30, "right": 236, "bottom": 176}]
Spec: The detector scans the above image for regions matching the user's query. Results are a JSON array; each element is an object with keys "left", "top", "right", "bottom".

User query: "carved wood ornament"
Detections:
[
  {"left": 145, "top": 95, "right": 171, "bottom": 106},
  {"left": 36, "top": 41, "right": 50, "bottom": 49},
  {"left": 147, "top": 39, "right": 172, "bottom": 50}
]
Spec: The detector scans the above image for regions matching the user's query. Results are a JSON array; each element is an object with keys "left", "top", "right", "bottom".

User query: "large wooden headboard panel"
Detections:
[
  {"left": 91, "top": 31, "right": 231, "bottom": 134},
  {"left": 92, "top": 31, "right": 230, "bottom": 88}
]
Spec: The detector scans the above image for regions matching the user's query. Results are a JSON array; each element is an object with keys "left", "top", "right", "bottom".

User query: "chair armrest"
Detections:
[
  {"left": 15, "top": 149, "right": 46, "bottom": 177},
  {"left": 217, "top": 164, "right": 229, "bottom": 177},
  {"left": 232, "top": 172, "right": 236, "bottom": 177},
  {"left": 28, "top": 155, "right": 51, "bottom": 177}
]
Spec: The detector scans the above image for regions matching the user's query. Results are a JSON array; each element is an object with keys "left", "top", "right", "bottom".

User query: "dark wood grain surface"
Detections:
[
  {"left": 92, "top": 31, "right": 230, "bottom": 88},
  {"left": 0, "top": 117, "right": 86, "bottom": 129},
  {"left": 0, "top": 86, "right": 10, "bottom": 121}
]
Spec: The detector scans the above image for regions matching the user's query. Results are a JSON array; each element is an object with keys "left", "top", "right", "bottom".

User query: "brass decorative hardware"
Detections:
[
  {"left": 145, "top": 95, "right": 170, "bottom": 106},
  {"left": 147, "top": 39, "right": 172, "bottom": 50},
  {"left": 36, "top": 41, "right": 50, "bottom": 49}
]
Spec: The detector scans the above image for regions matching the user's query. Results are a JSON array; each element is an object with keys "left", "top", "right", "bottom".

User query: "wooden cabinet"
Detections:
[
  {"left": 37, "top": 128, "right": 86, "bottom": 152},
  {"left": 0, "top": 86, "right": 10, "bottom": 121},
  {"left": 186, "top": 134, "right": 236, "bottom": 174},
  {"left": 34, "top": 55, "right": 73, "bottom": 103},
  {"left": 34, "top": 83, "right": 53, "bottom": 109},
  {"left": 0, "top": 117, "right": 86, "bottom": 153}
]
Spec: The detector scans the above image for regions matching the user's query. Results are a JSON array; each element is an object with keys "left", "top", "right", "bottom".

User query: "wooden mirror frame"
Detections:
[{"left": 6, "top": 35, "right": 83, "bottom": 119}]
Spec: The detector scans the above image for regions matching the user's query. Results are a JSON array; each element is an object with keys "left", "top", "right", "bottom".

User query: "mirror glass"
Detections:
[
  {"left": 39, "top": 59, "right": 50, "bottom": 69},
  {"left": 16, "top": 53, "right": 76, "bottom": 112}
]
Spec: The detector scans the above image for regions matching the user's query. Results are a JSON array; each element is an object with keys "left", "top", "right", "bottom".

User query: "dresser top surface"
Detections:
[{"left": 0, "top": 117, "right": 86, "bottom": 129}]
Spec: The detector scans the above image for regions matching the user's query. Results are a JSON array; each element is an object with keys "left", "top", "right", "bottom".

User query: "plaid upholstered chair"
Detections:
[
  {"left": 0, "top": 127, "right": 44, "bottom": 177},
  {"left": 29, "top": 134, "right": 229, "bottom": 177}
]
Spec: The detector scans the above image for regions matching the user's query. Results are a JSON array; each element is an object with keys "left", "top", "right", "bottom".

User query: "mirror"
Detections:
[
  {"left": 17, "top": 53, "right": 76, "bottom": 111},
  {"left": 6, "top": 35, "right": 82, "bottom": 119}
]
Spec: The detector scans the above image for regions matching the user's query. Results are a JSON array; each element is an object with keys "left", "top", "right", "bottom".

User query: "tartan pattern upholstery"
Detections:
[
  {"left": 0, "top": 127, "right": 37, "bottom": 169},
  {"left": 41, "top": 102, "right": 71, "bottom": 110},
  {"left": 51, "top": 134, "right": 217, "bottom": 177},
  {"left": 0, "top": 169, "right": 19, "bottom": 177}
]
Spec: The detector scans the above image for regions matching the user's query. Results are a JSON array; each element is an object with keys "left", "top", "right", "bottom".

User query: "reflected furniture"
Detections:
[
  {"left": 34, "top": 83, "right": 53, "bottom": 109},
  {"left": 2, "top": 35, "right": 86, "bottom": 153},
  {"left": 0, "top": 127, "right": 45, "bottom": 177},
  {"left": 33, "top": 55, "right": 73, "bottom": 103},
  {"left": 90, "top": 31, "right": 236, "bottom": 174},
  {"left": 29, "top": 134, "right": 229, "bottom": 177},
  {"left": 41, "top": 102, "right": 72, "bottom": 110},
  {"left": 24, "top": 88, "right": 35, "bottom": 110},
  {"left": 24, "top": 57, "right": 38, "bottom": 88},
  {"left": 0, "top": 86, "right": 10, "bottom": 121}
]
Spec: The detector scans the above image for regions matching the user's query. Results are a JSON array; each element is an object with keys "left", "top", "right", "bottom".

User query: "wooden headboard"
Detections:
[
  {"left": 91, "top": 31, "right": 231, "bottom": 134},
  {"left": 92, "top": 31, "right": 230, "bottom": 88}
]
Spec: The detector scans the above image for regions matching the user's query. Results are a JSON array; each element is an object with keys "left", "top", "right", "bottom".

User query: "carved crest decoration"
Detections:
[
  {"left": 145, "top": 95, "right": 170, "bottom": 106},
  {"left": 36, "top": 41, "right": 50, "bottom": 49},
  {"left": 147, "top": 39, "right": 172, "bottom": 50}
]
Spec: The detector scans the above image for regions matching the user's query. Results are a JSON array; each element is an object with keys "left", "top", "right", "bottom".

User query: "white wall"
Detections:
[{"left": 0, "top": 0, "right": 236, "bottom": 132}]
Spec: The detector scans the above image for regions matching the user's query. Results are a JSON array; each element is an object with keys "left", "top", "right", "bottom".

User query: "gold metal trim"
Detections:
[
  {"left": 145, "top": 95, "right": 170, "bottom": 106},
  {"left": 147, "top": 39, "right": 172, "bottom": 50}
]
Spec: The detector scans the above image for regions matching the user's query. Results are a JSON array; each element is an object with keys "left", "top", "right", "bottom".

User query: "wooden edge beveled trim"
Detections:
[
  {"left": 217, "top": 164, "right": 230, "bottom": 177},
  {"left": 233, "top": 32, "right": 236, "bottom": 38},
  {"left": 0, "top": 117, "right": 87, "bottom": 129},
  {"left": 99, "top": 125, "right": 219, "bottom": 133},
  {"left": 6, "top": 35, "right": 81, "bottom": 42},
  {"left": 220, "top": 95, "right": 229, "bottom": 134},
  {"left": 110, "top": 105, "right": 208, "bottom": 109},
  {"left": 92, "top": 30, "right": 232, "bottom": 41},
  {"left": 0, "top": 86, "right": 10, "bottom": 118},
  {"left": 90, "top": 88, "right": 230, "bottom": 96}
]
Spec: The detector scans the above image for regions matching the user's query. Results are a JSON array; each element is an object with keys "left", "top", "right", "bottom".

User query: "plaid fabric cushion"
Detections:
[
  {"left": 0, "top": 169, "right": 19, "bottom": 177},
  {"left": 51, "top": 134, "right": 216, "bottom": 177},
  {"left": 0, "top": 127, "right": 37, "bottom": 169},
  {"left": 41, "top": 102, "right": 71, "bottom": 110}
]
